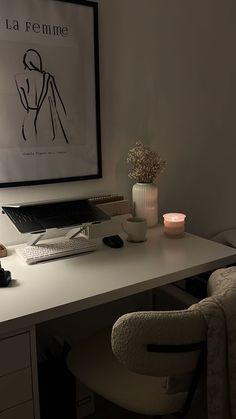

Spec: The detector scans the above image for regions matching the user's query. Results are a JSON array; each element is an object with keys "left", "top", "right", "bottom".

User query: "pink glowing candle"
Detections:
[{"left": 163, "top": 213, "right": 186, "bottom": 237}]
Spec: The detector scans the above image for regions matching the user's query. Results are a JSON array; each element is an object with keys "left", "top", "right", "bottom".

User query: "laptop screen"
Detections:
[{"left": 2, "top": 199, "right": 110, "bottom": 234}]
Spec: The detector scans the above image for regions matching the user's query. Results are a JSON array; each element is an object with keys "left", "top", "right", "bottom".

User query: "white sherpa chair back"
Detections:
[{"left": 111, "top": 309, "right": 206, "bottom": 378}]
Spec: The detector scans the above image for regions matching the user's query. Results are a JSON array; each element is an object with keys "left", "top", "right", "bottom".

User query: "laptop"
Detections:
[{"left": 2, "top": 199, "right": 110, "bottom": 234}]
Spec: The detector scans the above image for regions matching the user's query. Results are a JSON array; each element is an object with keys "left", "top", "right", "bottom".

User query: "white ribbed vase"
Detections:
[{"left": 132, "top": 183, "right": 158, "bottom": 227}]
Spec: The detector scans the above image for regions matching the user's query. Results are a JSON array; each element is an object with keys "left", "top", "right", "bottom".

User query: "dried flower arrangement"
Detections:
[{"left": 127, "top": 141, "right": 166, "bottom": 183}]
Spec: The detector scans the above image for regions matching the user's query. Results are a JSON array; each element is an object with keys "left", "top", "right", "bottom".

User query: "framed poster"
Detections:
[{"left": 0, "top": 0, "right": 102, "bottom": 187}]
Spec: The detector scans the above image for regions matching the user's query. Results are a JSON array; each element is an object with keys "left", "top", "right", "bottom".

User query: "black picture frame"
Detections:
[{"left": 0, "top": 0, "right": 102, "bottom": 187}]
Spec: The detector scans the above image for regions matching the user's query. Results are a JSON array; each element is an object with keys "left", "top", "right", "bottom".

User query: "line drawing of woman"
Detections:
[{"left": 15, "top": 48, "right": 69, "bottom": 144}]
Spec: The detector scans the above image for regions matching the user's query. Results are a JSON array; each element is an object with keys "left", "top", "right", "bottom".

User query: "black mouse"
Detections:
[{"left": 103, "top": 235, "right": 124, "bottom": 248}]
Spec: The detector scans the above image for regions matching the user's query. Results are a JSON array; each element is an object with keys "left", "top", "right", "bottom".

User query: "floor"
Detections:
[
  {"left": 90, "top": 395, "right": 152, "bottom": 418},
  {"left": 86, "top": 391, "right": 207, "bottom": 419}
]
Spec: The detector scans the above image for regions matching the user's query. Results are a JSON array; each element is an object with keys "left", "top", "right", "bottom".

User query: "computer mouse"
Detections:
[{"left": 102, "top": 235, "right": 124, "bottom": 249}]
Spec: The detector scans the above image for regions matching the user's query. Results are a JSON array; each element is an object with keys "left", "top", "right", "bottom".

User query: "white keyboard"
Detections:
[{"left": 16, "top": 237, "right": 97, "bottom": 264}]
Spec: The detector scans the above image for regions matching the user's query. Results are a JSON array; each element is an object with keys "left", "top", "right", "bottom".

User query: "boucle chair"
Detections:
[{"left": 67, "top": 306, "right": 207, "bottom": 418}]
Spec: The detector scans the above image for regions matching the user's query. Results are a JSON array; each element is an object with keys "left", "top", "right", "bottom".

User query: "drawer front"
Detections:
[
  {"left": 0, "top": 368, "right": 32, "bottom": 412},
  {"left": 0, "top": 333, "right": 30, "bottom": 377},
  {"left": 0, "top": 401, "right": 34, "bottom": 419}
]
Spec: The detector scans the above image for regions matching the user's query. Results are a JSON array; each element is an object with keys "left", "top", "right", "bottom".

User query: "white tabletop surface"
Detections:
[{"left": 0, "top": 226, "right": 236, "bottom": 334}]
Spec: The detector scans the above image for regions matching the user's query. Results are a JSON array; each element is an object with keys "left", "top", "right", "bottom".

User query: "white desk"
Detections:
[{"left": 0, "top": 226, "right": 236, "bottom": 419}]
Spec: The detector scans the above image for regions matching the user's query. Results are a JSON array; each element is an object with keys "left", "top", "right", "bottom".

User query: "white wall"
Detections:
[
  {"left": 0, "top": 0, "right": 235, "bottom": 245},
  {"left": 98, "top": 0, "right": 236, "bottom": 238}
]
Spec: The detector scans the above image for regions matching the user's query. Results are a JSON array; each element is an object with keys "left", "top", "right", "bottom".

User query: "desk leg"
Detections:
[{"left": 148, "top": 289, "right": 156, "bottom": 310}]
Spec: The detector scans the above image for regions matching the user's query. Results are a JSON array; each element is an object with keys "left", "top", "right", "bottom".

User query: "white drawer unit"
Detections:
[
  {"left": 0, "top": 368, "right": 32, "bottom": 412},
  {"left": 0, "top": 401, "right": 34, "bottom": 419},
  {"left": 0, "top": 333, "right": 30, "bottom": 377},
  {"left": 0, "top": 330, "right": 38, "bottom": 419}
]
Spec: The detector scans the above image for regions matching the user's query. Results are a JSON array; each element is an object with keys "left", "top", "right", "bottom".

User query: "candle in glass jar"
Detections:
[{"left": 163, "top": 213, "right": 186, "bottom": 237}]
